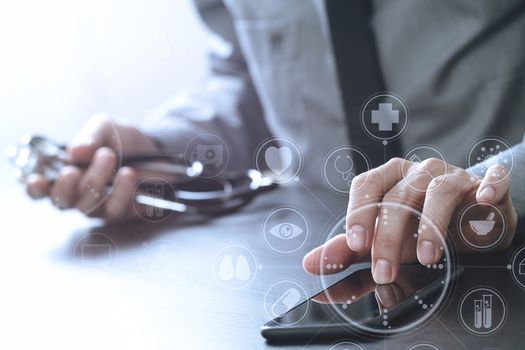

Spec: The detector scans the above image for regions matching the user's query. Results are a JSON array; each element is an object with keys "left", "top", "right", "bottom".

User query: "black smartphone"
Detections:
[{"left": 261, "top": 263, "right": 461, "bottom": 342}]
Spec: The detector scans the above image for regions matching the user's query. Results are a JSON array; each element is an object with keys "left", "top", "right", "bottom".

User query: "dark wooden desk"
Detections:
[{"left": 2, "top": 180, "right": 524, "bottom": 350}]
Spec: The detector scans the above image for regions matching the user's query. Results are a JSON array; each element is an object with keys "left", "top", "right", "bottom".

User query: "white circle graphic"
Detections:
[
  {"left": 467, "top": 137, "right": 514, "bottom": 183},
  {"left": 212, "top": 244, "right": 259, "bottom": 290},
  {"left": 458, "top": 287, "right": 507, "bottom": 336},
  {"left": 323, "top": 146, "right": 370, "bottom": 194},
  {"left": 360, "top": 93, "right": 409, "bottom": 142},
  {"left": 254, "top": 137, "right": 303, "bottom": 185},
  {"left": 458, "top": 202, "right": 506, "bottom": 250},
  {"left": 262, "top": 208, "right": 309, "bottom": 254},
  {"left": 263, "top": 280, "right": 309, "bottom": 325},
  {"left": 319, "top": 202, "right": 452, "bottom": 335}
]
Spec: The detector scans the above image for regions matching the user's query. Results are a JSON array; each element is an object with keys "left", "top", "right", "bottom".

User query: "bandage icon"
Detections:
[{"left": 271, "top": 288, "right": 301, "bottom": 317}]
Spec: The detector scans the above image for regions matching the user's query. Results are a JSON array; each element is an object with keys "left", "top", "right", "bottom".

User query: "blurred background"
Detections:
[{"left": 0, "top": 0, "right": 209, "bottom": 180}]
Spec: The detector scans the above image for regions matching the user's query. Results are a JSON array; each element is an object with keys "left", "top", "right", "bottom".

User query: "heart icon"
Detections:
[{"left": 265, "top": 146, "right": 293, "bottom": 175}]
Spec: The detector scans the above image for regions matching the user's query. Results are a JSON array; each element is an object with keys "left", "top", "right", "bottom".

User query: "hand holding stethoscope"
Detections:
[{"left": 6, "top": 134, "right": 276, "bottom": 216}]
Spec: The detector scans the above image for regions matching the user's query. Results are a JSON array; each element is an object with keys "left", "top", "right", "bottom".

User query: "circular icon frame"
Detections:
[
  {"left": 263, "top": 280, "right": 309, "bottom": 325},
  {"left": 212, "top": 244, "right": 259, "bottom": 290},
  {"left": 457, "top": 286, "right": 507, "bottom": 336},
  {"left": 466, "top": 137, "right": 514, "bottom": 184},
  {"left": 510, "top": 245, "right": 525, "bottom": 290},
  {"left": 406, "top": 343, "right": 440, "bottom": 350},
  {"left": 73, "top": 232, "right": 119, "bottom": 267},
  {"left": 323, "top": 146, "right": 371, "bottom": 194},
  {"left": 328, "top": 340, "right": 366, "bottom": 350},
  {"left": 360, "top": 93, "right": 409, "bottom": 142},
  {"left": 458, "top": 202, "right": 506, "bottom": 250},
  {"left": 262, "top": 207, "right": 310, "bottom": 254},
  {"left": 319, "top": 202, "right": 453, "bottom": 335},
  {"left": 184, "top": 133, "right": 232, "bottom": 179},
  {"left": 254, "top": 137, "right": 303, "bottom": 185},
  {"left": 402, "top": 145, "right": 448, "bottom": 193},
  {"left": 132, "top": 176, "right": 177, "bottom": 223}
]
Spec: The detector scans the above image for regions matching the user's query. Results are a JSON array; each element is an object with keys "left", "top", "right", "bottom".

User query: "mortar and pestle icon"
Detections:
[{"left": 469, "top": 212, "right": 496, "bottom": 236}]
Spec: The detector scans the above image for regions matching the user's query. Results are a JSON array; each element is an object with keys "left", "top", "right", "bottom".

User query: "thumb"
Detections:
[
  {"left": 476, "top": 163, "right": 511, "bottom": 204},
  {"left": 67, "top": 113, "right": 116, "bottom": 164}
]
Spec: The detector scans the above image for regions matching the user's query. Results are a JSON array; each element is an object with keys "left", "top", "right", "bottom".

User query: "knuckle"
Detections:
[
  {"left": 428, "top": 174, "right": 464, "bottom": 193},
  {"left": 420, "top": 157, "right": 443, "bottom": 169},
  {"left": 387, "top": 157, "right": 405, "bottom": 168},
  {"left": 383, "top": 185, "right": 414, "bottom": 204},
  {"left": 351, "top": 171, "right": 382, "bottom": 194}
]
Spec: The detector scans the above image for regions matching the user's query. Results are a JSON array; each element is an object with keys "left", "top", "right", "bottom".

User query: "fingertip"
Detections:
[
  {"left": 26, "top": 174, "right": 49, "bottom": 199},
  {"left": 476, "top": 185, "right": 496, "bottom": 203},
  {"left": 372, "top": 258, "right": 394, "bottom": 284},
  {"left": 417, "top": 239, "right": 439, "bottom": 266},
  {"left": 67, "top": 144, "right": 97, "bottom": 164},
  {"left": 346, "top": 224, "right": 366, "bottom": 252},
  {"left": 302, "top": 247, "right": 321, "bottom": 275}
]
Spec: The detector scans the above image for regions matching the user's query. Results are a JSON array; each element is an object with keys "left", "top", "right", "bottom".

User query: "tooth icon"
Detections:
[
  {"left": 235, "top": 254, "right": 251, "bottom": 281},
  {"left": 218, "top": 254, "right": 234, "bottom": 281}
]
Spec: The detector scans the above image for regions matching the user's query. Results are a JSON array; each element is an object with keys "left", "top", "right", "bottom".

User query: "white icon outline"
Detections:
[
  {"left": 254, "top": 137, "right": 303, "bottom": 185},
  {"left": 402, "top": 145, "right": 448, "bottom": 193},
  {"left": 262, "top": 207, "right": 309, "bottom": 254},
  {"left": 212, "top": 244, "right": 259, "bottom": 290},
  {"left": 509, "top": 245, "right": 525, "bottom": 290},
  {"left": 323, "top": 146, "right": 370, "bottom": 194},
  {"left": 458, "top": 286, "right": 507, "bottom": 336},
  {"left": 319, "top": 202, "right": 453, "bottom": 335},
  {"left": 360, "top": 93, "right": 409, "bottom": 142},
  {"left": 328, "top": 340, "right": 366, "bottom": 350},
  {"left": 466, "top": 137, "right": 514, "bottom": 184},
  {"left": 263, "top": 280, "right": 309, "bottom": 326},
  {"left": 458, "top": 202, "right": 506, "bottom": 250}
]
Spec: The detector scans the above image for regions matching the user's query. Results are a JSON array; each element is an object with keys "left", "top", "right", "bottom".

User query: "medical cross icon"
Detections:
[{"left": 371, "top": 103, "right": 399, "bottom": 131}]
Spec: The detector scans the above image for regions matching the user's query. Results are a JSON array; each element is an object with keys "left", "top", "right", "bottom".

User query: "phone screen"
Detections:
[{"left": 262, "top": 263, "right": 459, "bottom": 339}]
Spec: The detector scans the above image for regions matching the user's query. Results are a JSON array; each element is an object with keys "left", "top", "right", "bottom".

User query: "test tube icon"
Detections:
[
  {"left": 146, "top": 184, "right": 165, "bottom": 218},
  {"left": 473, "top": 294, "right": 493, "bottom": 329},
  {"left": 482, "top": 294, "right": 493, "bottom": 329},
  {"left": 474, "top": 299, "right": 482, "bottom": 329}
]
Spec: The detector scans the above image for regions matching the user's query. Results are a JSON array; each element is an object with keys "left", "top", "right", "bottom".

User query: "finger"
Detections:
[
  {"left": 371, "top": 160, "right": 442, "bottom": 284},
  {"left": 68, "top": 113, "right": 115, "bottom": 164},
  {"left": 75, "top": 147, "right": 117, "bottom": 215},
  {"left": 25, "top": 174, "right": 50, "bottom": 199},
  {"left": 104, "top": 167, "right": 138, "bottom": 222},
  {"left": 312, "top": 269, "right": 375, "bottom": 304},
  {"left": 303, "top": 234, "right": 370, "bottom": 275},
  {"left": 476, "top": 164, "right": 511, "bottom": 204},
  {"left": 418, "top": 170, "right": 476, "bottom": 265},
  {"left": 49, "top": 166, "right": 82, "bottom": 209},
  {"left": 346, "top": 158, "right": 409, "bottom": 252},
  {"left": 375, "top": 282, "right": 406, "bottom": 310}
]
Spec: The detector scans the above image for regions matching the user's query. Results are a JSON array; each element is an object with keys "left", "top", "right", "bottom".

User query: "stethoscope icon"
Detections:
[{"left": 334, "top": 154, "right": 356, "bottom": 186}]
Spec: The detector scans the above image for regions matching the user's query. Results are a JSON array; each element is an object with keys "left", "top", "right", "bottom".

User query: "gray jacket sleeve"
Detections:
[{"left": 140, "top": 0, "right": 272, "bottom": 171}]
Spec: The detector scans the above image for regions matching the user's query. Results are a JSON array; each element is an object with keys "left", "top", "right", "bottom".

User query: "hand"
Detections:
[
  {"left": 25, "top": 113, "right": 161, "bottom": 222},
  {"left": 303, "top": 158, "right": 517, "bottom": 284}
]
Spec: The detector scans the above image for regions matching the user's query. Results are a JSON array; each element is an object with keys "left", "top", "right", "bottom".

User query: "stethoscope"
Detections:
[
  {"left": 6, "top": 135, "right": 276, "bottom": 215},
  {"left": 333, "top": 154, "right": 356, "bottom": 186}
]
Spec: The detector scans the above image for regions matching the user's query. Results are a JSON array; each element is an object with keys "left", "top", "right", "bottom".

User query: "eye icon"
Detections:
[{"left": 269, "top": 223, "right": 304, "bottom": 240}]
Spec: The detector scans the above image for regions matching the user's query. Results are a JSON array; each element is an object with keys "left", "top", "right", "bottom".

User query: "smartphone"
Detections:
[{"left": 261, "top": 263, "right": 462, "bottom": 342}]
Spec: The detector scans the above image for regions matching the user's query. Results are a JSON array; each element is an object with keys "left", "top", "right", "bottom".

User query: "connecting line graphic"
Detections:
[
  {"left": 297, "top": 179, "right": 338, "bottom": 219},
  {"left": 433, "top": 317, "right": 470, "bottom": 350},
  {"left": 301, "top": 313, "right": 341, "bottom": 349}
]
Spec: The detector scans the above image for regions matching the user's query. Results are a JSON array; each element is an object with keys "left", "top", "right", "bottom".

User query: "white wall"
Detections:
[{"left": 0, "top": 0, "right": 209, "bottom": 175}]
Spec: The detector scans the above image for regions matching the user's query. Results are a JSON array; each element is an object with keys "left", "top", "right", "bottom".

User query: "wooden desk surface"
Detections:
[{"left": 1, "top": 178, "right": 524, "bottom": 350}]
